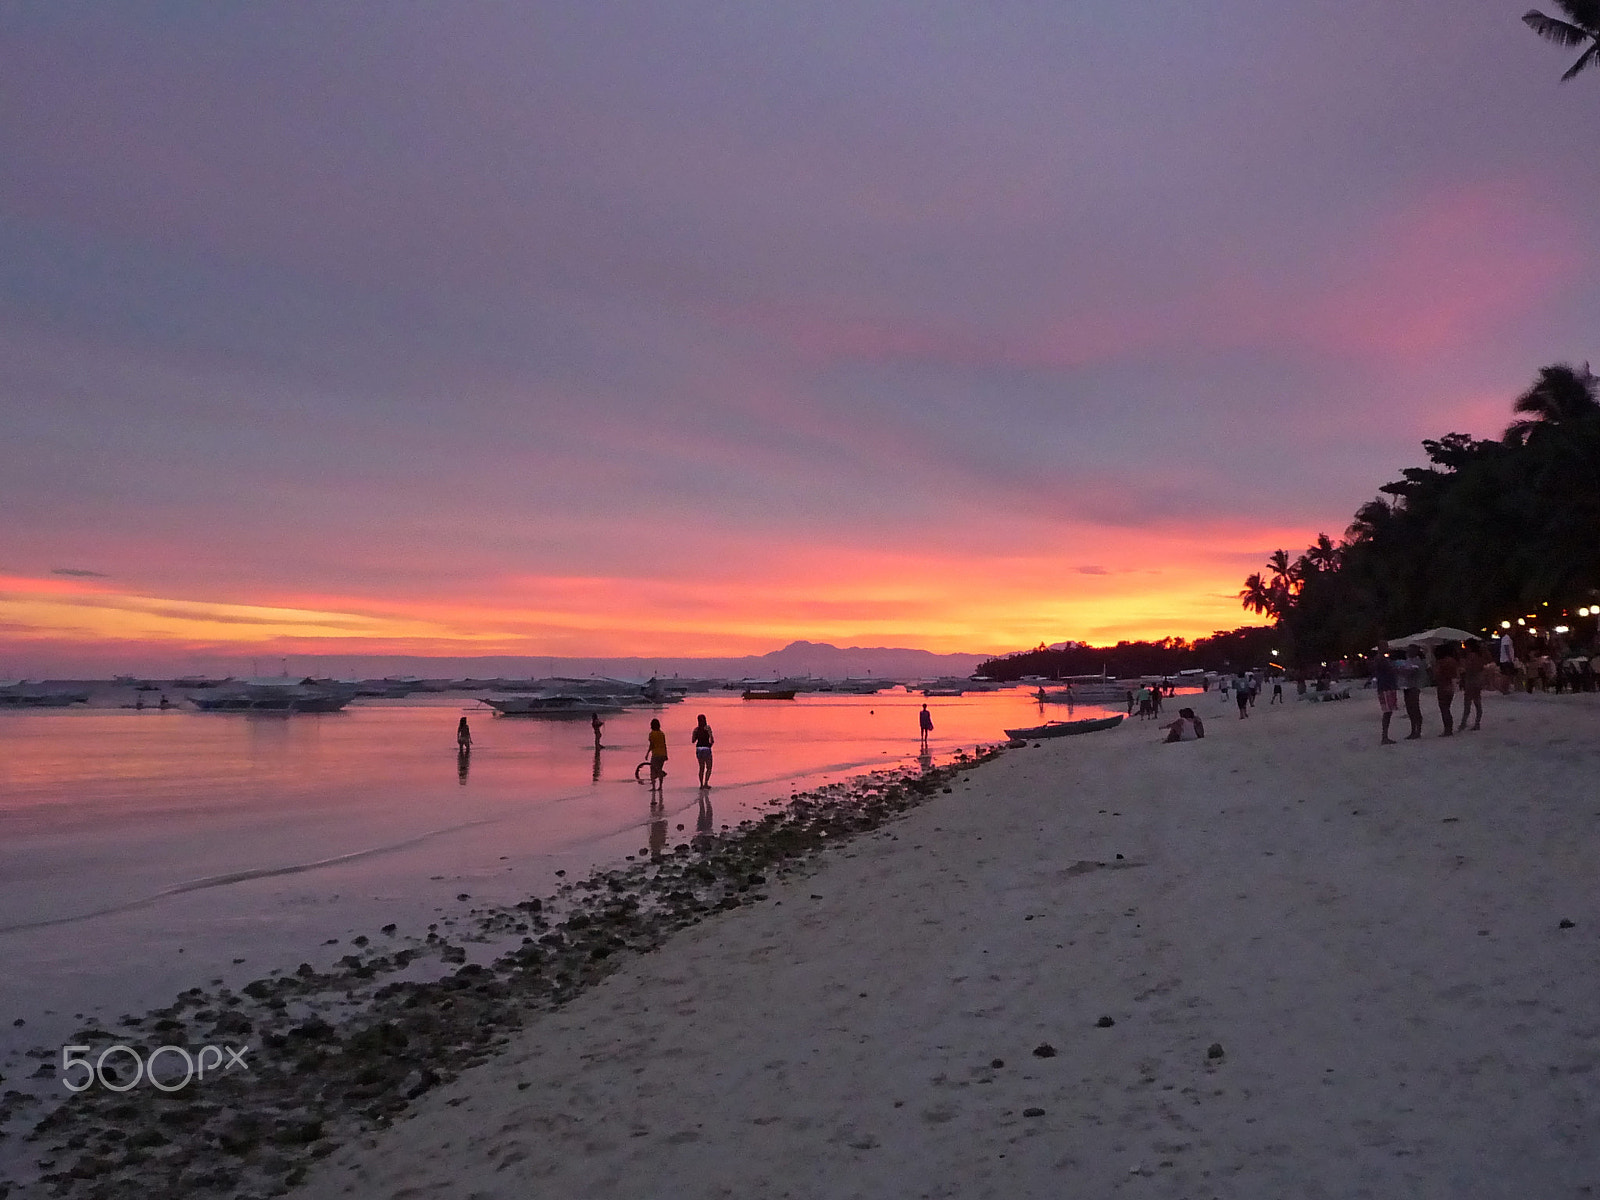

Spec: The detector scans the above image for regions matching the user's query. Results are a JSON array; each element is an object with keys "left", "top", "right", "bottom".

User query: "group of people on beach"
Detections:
[
  {"left": 640, "top": 714, "right": 717, "bottom": 793},
  {"left": 1370, "top": 638, "right": 1492, "bottom": 745},
  {"left": 1217, "top": 670, "right": 1282, "bottom": 718}
]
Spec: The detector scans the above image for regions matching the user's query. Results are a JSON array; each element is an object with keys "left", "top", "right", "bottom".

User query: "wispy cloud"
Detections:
[{"left": 51, "top": 567, "right": 108, "bottom": 578}]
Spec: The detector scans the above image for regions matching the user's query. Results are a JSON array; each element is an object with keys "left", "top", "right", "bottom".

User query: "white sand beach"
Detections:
[{"left": 290, "top": 690, "right": 1600, "bottom": 1199}]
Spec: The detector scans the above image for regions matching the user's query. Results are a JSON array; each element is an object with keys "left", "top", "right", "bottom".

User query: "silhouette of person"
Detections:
[
  {"left": 456, "top": 747, "right": 470, "bottom": 785},
  {"left": 919, "top": 704, "right": 933, "bottom": 749},
  {"left": 646, "top": 717, "right": 668, "bottom": 794},
  {"left": 690, "top": 714, "right": 714, "bottom": 787},
  {"left": 591, "top": 711, "right": 603, "bottom": 748},
  {"left": 456, "top": 717, "right": 472, "bottom": 752}
]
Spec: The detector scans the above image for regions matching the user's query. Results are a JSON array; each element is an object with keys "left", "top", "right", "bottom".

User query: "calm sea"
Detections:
[{"left": 0, "top": 687, "right": 1121, "bottom": 1090}]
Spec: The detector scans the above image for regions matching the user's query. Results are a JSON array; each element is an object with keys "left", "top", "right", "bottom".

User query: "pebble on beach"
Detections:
[{"left": 1096, "top": 1016, "right": 1116, "bottom": 1028}]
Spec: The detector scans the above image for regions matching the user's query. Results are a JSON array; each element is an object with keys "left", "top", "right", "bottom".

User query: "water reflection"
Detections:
[
  {"left": 696, "top": 792, "right": 713, "bottom": 836},
  {"left": 648, "top": 809, "right": 667, "bottom": 858},
  {"left": 456, "top": 747, "right": 470, "bottom": 785}
]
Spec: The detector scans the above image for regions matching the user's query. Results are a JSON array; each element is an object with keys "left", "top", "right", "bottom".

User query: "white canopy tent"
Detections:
[{"left": 1386, "top": 626, "right": 1478, "bottom": 649}]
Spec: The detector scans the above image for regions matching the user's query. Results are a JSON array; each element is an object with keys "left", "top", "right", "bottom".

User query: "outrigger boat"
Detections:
[
  {"left": 187, "top": 678, "right": 357, "bottom": 713},
  {"left": 742, "top": 688, "right": 797, "bottom": 700},
  {"left": 0, "top": 681, "right": 92, "bottom": 707},
  {"left": 1003, "top": 714, "right": 1124, "bottom": 739},
  {"left": 480, "top": 695, "right": 628, "bottom": 717}
]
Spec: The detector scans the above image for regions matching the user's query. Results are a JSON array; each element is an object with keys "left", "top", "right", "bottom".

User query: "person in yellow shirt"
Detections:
[{"left": 646, "top": 718, "right": 668, "bottom": 794}]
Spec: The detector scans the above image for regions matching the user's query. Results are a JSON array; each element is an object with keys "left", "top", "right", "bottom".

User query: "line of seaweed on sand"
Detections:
[{"left": 6, "top": 745, "right": 1004, "bottom": 1200}]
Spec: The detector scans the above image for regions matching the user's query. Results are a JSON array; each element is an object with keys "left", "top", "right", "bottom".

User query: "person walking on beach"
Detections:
[
  {"left": 690, "top": 713, "right": 714, "bottom": 787},
  {"left": 1399, "top": 644, "right": 1427, "bottom": 739},
  {"left": 1498, "top": 630, "right": 1517, "bottom": 694},
  {"left": 1270, "top": 676, "right": 1284, "bottom": 704},
  {"left": 1234, "top": 672, "right": 1250, "bottom": 719},
  {"left": 1373, "top": 641, "right": 1399, "bottom": 745},
  {"left": 919, "top": 704, "right": 934, "bottom": 749},
  {"left": 1432, "top": 643, "right": 1460, "bottom": 736},
  {"left": 456, "top": 716, "right": 472, "bottom": 753},
  {"left": 646, "top": 718, "right": 668, "bottom": 794},
  {"left": 1460, "top": 638, "right": 1488, "bottom": 730}
]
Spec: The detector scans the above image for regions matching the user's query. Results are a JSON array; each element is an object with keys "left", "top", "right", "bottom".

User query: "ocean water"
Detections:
[{"left": 0, "top": 687, "right": 1122, "bottom": 1099}]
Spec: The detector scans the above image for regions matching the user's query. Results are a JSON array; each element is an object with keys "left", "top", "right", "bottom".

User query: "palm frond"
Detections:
[
  {"left": 1560, "top": 39, "right": 1600, "bottom": 78},
  {"left": 1551, "top": 0, "right": 1600, "bottom": 32},
  {"left": 1523, "top": 10, "right": 1593, "bottom": 45}
]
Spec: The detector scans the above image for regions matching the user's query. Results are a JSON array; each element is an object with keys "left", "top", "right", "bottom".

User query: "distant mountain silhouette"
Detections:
[{"left": 140, "top": 641, "right": 989, "bottom": 683}]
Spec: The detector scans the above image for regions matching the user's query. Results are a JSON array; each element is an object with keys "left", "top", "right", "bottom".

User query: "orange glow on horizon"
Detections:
[{"left": 1, "top": 521, "right": 1295, "bottom": 667}]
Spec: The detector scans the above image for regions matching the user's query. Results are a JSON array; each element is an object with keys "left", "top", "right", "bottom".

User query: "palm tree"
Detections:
[
  {"left": 1504, "top": 362, "right": 1600, "bottom": 444},
  {"left": 1304, "top": 533, "right": 1341, "bottom": 573},
  {"left": 1265, "top": 549, "right": 1302, "bottom": 593},
  {"left": 1239, "top": 572, "right": 1288, "bottom": 621},
  {"left": 1523, "top": 3, "right": 1600, "bottom": 81}
]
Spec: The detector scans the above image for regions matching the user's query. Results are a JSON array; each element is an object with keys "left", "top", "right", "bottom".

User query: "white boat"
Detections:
[
  {"left": 480, "top": 694, "right": 628, "bottom": 717},
  {"left": 0, "top": 681, "right": 92, "bottom": 707},
  {"left": 187, "top": 678, "right": 357, "bottom": 713}
]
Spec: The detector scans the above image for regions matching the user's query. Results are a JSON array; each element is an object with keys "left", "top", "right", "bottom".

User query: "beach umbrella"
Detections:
[{"left": 1386, "top": 626, "right": 1477, "bottom": 648}]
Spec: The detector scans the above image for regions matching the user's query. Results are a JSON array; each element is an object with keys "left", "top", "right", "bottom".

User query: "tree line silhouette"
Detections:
[
  {"left": 1239, "top": 362, "right": 1600, "bottom": 666},
  {"left": 975, "top": 625, "right": 1281, "bottom": 682}
]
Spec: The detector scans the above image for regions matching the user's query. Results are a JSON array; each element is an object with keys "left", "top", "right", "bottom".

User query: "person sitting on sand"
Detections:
[
  {"left": 456, "top": 716, "right": 472, "bottom": 753},
  {"left": 647, "top": 718, "right": 668, "bottom": 793},
  {"left": 690, "top": 713, "right": 714, "bottom": 787},
  {"left": 1163, "top": 707, "right": 1205, "bottom": 742}
]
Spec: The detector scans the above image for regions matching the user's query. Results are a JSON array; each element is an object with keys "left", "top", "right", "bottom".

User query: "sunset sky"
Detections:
[{"left": 3, "top": 2, "right": 1597, "bottom": 674}]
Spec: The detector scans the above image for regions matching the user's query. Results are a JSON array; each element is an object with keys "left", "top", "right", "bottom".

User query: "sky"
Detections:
[{"left": 2, "top": 1, "right": 1597, "bottom": 675}]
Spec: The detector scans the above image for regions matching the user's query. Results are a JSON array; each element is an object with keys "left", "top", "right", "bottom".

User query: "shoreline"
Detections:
[
  {"left": 287, "top": 688, "right": 1598, "bottom": 1198},
  {"left": 5, "top": 749, "right": 1000, "bottom": 1198},
  {"left": 12, "top": 687, "right": 1600, "bottom": 1197}
]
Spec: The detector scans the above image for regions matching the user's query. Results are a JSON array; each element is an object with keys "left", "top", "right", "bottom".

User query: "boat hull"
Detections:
[
  {"left": 481, "top": 696, "right": 626, "bottom": 717},
  {"left": 1004, "top": 714, "right": 1125, "bottom": 739}
]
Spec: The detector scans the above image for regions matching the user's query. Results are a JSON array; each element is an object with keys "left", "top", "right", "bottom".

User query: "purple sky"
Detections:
[{"left": 1, "top": 2, "right": 1596, "bottom": 671}]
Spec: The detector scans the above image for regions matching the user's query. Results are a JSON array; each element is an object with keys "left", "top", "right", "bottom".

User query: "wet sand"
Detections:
[{"left": 280, "top": 689, "right": 1600, "bottom": 1199}]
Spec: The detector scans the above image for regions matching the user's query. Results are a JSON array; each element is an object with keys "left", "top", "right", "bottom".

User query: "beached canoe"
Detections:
[{"left": 1003, "top": 714, "right": 1125, "bottom": 739}]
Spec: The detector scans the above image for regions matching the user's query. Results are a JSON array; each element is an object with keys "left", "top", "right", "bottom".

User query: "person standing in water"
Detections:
[
  {"left": 591, "top": 711, "right": 604, "bottom": 749},
  {"left": 456, "top": 717, "right": 472, "bottom": 752},
  {"left": 918, "top": 703, "right": 933, "bottom": 749},
  {"left": 646, "top": 717, "right": 668, "bottom": 794},
  {"left": 690, "top": 713, "right": 715, "bottom": 787}
]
